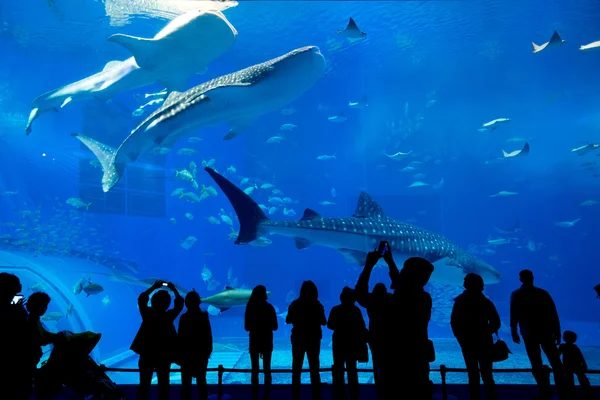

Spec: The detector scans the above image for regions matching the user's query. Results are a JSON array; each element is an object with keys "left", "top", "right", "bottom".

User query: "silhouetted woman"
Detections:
[
  {"left": 451, "top": 273, "right": 500, "bottom": 400},
  {"left": 245, "top": 285, "right": 278, "bottom": 400},
  {"left": 179, "top": 290, "right": 212, "bottom": 400},
  {"left": 328, "top": 286, "right": 368, "bottom": 400},
  {"left": 286, "top": 280, "right": 327, "bottom": 400},
  {"left": 355, "top": 257, "right": 389, "bottom": 400},
  {"left": 131, "top": 280, "right": 183, "bottom": 400}
]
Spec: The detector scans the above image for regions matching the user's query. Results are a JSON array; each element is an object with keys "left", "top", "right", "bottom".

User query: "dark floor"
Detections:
[{"left": 34, "top": 384, "right": 600, "bottom": 400}]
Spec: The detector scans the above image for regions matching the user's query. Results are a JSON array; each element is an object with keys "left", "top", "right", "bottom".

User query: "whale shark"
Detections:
[
  {"left": 74, "top": 46, "right": 325, "bottom": 193},
  {"left": 25, "top": 9, "right": 238, "bottom": 135},
  {"left": 204, "top": 167, "right": 502, "bottom": 286}
]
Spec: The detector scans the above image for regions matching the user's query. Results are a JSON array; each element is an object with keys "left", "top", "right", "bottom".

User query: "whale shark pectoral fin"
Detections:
[
  {"left": 294, "top": 238, "right": 311, "bottom": 250},
  {"left": 71, "top": 133, "right": 123, "bottom": 193},
  {"left": 25, "top": 107, "right": 58, "bottom": 135},
  {"left": 338, "top": 248, "right": 368, "bottom": 265},
  {"left": 60, "top": 97, "right": 72, "bottom": 108},
  {"left": 108, "top": 34, "right": 158, "bottom": 70},
  {"left": 520, "top": 142, "right": 530, "bottom": 156},
  {"left": 223, "top": 116, "right": 257, "bottom": 140}
]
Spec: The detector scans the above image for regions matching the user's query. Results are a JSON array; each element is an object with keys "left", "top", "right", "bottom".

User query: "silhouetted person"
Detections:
[
  {"left": 381, "top": 242, "right": 434, "bottom": 400},
  {"left": 286, "top": 280, "right": 327, "bottom": 400},
  {"left": 131, "top": 280, "right": 183, "bottom": 400},
  {"left": 245, "top": 285, "right": 278, "bottom": 400},
  {"left": 328, "top": 286, "right": 367, "bottom": 400},
  {"left": 0, "top": 272, "right": 29, "bottom": 400},
  {"left": 355, "top": 259, "right": 390, "bottom": 399},
  {"left": 559, "top": 330, "right": 593, "bottom": 400},
  {"left": 451, "top": 273, "right": 500, "bottom": 400},
  {"left": 510, "top": 269, "right": 567, "bottom": 400},
  {"left": 24, "top": 292, "right": 58, "bottom": 399},
  {"left": 178, "top": 290, "right": 212, "bottom": 400}
]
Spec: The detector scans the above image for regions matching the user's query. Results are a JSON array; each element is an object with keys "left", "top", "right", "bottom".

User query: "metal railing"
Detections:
[{"left": 104, "top": 364, "right": 600, "bottom": 400}]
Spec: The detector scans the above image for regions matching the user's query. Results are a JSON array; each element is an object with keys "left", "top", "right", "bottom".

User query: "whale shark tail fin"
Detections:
[
  {"left": 205, "top": 167, "right": 269, "bottom": 244},
  {"left": 108, "top": 34, "right": 158, "bottom": 70},
  {"left": 72, "top": 133, "right": 124, "bottom": 193}
]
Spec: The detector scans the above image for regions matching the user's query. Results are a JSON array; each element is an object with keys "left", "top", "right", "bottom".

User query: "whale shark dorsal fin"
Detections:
[
  {"left": 301, "top": 208, "right": 321, "bottom": 221},
  {"left": 225, "top": 286, "right": 235, "bottom": 291},
  {"left": 163, "top": 91, "right": 183, "bottom": 108},
  {"left": 353, "top": 192, "right": 386, "bottom": 219},
  {"left": 108, "top": 34, "right": 158, "bottom": 70},
  {"left": 549, "top": 30, "right": 563, "bottom": 44},
  {"left": 346, "top": 17, "right": 360, "bottom": 32},
  {"left": 521, "top": 142, "right": 530, "bottom": 156}
]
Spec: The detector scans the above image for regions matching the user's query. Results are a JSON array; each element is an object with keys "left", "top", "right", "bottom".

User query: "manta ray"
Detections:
[{"left": 25, "top": 9, "right": 237, "bottom": 134}]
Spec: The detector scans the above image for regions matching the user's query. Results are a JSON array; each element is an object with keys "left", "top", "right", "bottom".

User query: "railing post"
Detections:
[
  {"left": 440, "top": 364, "right": 448, "bottom": 400},
  {"left": 218, "top": 364, "right": 224, "bottom": 400}
]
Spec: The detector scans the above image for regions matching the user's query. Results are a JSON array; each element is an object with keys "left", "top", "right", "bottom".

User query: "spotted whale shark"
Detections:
[
  {"left": 25, "top": 9, "right": 237, "bottom": 134},
  {"left": 205, "top": 167, "right": 502, "bottom": 286},
  {"left": 74, "top": 46, "right": 325, "bottom": 193}
]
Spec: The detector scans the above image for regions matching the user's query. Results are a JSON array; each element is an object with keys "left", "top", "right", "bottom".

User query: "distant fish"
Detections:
[
  {"left": 502, "top": 142, "right": 530, "bottom": 158},
  {"left": 490, "top": 191, "right": 518, "bottom": 198},
  {"left": 580, "top": 200, "right": 600, "bottom": 207},
  {"left": 487, "top": 238, "right": 511, "bottom": 246},
  {"left": 571, "top": 143, "right": 599, "bottom": 156},
  {"left": 280, "top": 123, "right": 297, "bottom": 131},
  {"left": 41, "top": 312, "right": 64, "bottom": 322},
  {"left": 532, "top": 31, "right": 565, "bottom": 53},
  {"left": 348, "top": 96, "right": 368, "bottom": 109},
  {"left": 479, "top": 118, "right": 510, "bottom": 132},
  {"left": 331, "top": 188, "right": 337, "bottom": 197},
  {"left": 281, "top": 107, "right": 296, "bottom": 115},
  {"left": 554, "top": 218, "right": 581, "bottom": 228},
  {"left": 319, "top": 201, "right": 336, "bottom": 206},
  {"left": 83, "top": 283, "right": 104, "bottom": 297},
  {"left": 328, "top": 113, "right": 347, "bottom": 123},
  {"left": 66, "top": 198, "right": 91, "bottom": 210},
  {"left": 580, "top": 41, "right": 600, "bottom": 51},
  {"left": 408, "top": 181, "right": 428, "bottom": 188},
  {"left": 317, "top": 154, "right": 336, "bottom": 161},
  {"left": 336, "top": 17, "right": 366, "bottom": 40},
  {"left": 384, "top": 150, "right": 412, "bottom": 161}
]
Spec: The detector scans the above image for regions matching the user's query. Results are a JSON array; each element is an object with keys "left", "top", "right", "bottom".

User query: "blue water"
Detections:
[{"left": 2, "top": 0, "right": 600, "bottom": 385}]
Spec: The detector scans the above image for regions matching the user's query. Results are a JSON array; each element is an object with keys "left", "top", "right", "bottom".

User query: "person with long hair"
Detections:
[{"left": 245, "top": 285, "right": 277, "bottom": 400}]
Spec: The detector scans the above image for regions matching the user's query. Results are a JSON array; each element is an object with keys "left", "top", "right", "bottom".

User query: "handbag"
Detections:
[{"left": 490, "top": 333, "right": 512, "bottom": 362}]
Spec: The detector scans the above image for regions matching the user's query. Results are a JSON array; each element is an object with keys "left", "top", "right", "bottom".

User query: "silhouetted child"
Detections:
[
  {"left": 245, "top": 285, "right": 278, "bottom": 400},
  {"left": 131, "top": 280, "right": 183, "bottom": 400},
  {"left": 179, "top": 290, "right": 212, "bottom": 400},
  {"left": 24, "top": 292, "right": 58, "bottom": 399},
  {"left": 328, "top": 286, "right": 368, "bottom": 400},
  {"left": 559, "top": 330, "right": 593, "bottom": 399}
]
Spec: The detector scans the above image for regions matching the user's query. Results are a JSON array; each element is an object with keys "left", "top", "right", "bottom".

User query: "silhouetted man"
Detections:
[
  {"left": 286, "top": 280, "right": 327, "bottom": 400},
  {"left": 451, "top": 273, "right": 500, "bottom": 400},
  {"left": 510, "top": 269, "right": 567, "bottom": 400}
]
